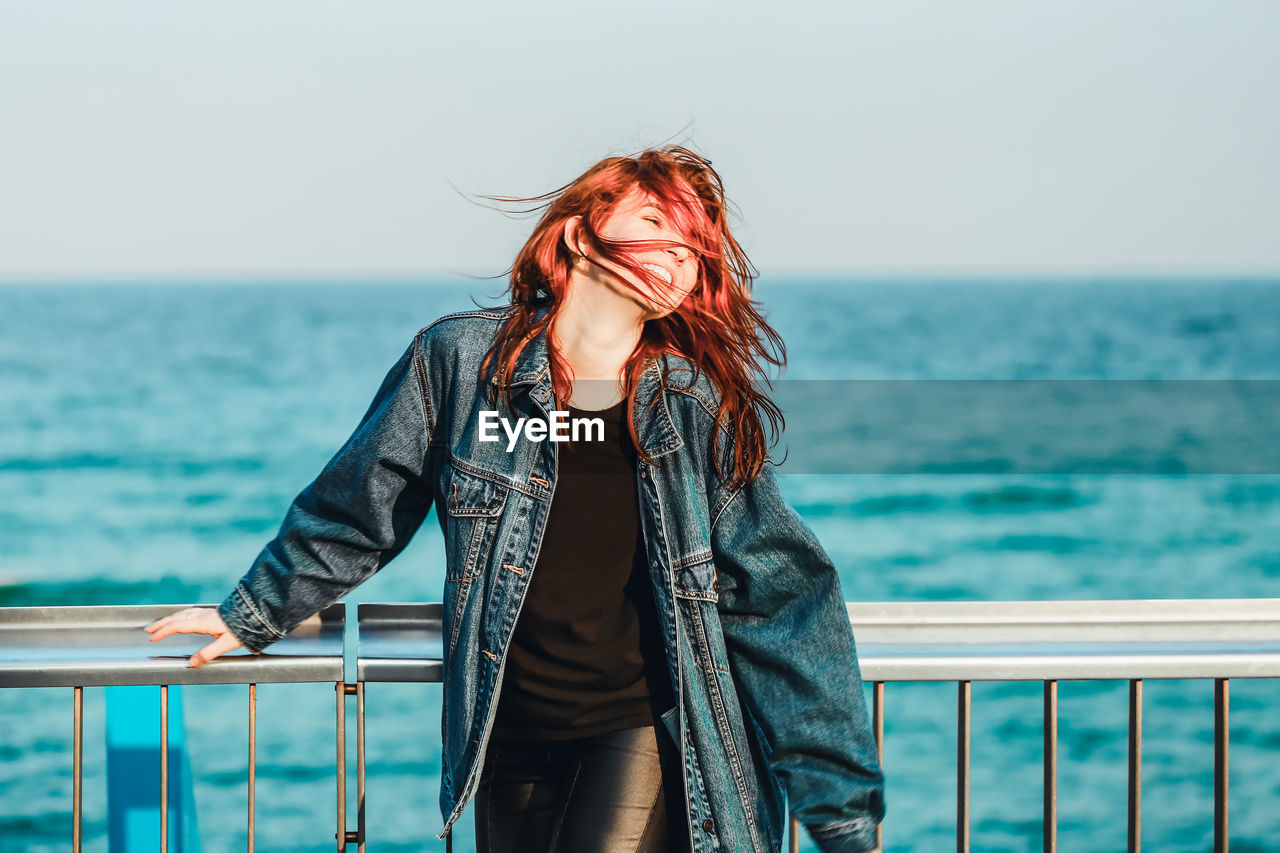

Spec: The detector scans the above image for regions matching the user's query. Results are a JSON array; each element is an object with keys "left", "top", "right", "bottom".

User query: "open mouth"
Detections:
[{"left": 641, "top": 263, "right": 673, "bottom": 285}]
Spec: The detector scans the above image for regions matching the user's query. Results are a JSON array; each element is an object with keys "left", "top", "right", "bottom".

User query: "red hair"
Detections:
[{"left": 477, "top": 145, "right": 785, "bottom": 490}]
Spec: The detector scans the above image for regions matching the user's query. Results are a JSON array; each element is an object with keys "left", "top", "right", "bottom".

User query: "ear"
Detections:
[{"left": 562, "top": 216, "right": 586, "bottom": 258}]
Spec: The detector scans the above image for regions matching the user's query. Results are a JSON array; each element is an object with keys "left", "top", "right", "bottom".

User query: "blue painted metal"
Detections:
[{"left": 106, "top": 685, "right": 201, "bottom": 852}]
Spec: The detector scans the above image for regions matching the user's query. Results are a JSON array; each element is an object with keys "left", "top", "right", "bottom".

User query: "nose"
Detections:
[{"left": 665, "top": 243, "right": 690, "bottom": 263}]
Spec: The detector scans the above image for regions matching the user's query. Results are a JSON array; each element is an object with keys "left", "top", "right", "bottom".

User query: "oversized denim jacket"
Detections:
[{"left": 218, "top": 303, "right": 886, "bottom": 852}]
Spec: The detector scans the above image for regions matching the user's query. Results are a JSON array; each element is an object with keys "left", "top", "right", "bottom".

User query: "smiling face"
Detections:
[{"left": 571, "top": 186, "right": 701, "bottom": 319}]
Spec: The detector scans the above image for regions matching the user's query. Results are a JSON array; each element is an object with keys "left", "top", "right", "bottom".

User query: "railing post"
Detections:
[
  {"left": 248, "top": 683, "right": 256, "bottom": 853},
  {"left": 73, "top": 686, "right": 83, "bottom": 853},
  {"left": 1215, "top": 678, "right": 1229, "bottom": 853},
  {"left": 873, "top": 681, "right": 884, "bottom": 853},
  {"left": 337, "top": 682, "right": 359, "bottom": 849},
  {"left": 1128, "top": 679, "right": 1142, "bottom": 853},
  {"left": 336, "top": 681, "right": 345, "bottom": 851},
  {"left": 1043, "top": 680, "right": 1057, "bottom": 853},
  {"left": 160, "top": 684, "right": 168, "bottom": 853},
  {"left": 957, "top": 680, "right": 970, "bottom": 853},
  {"left": 357, "top": 681, "right": 366, "bottom": 853}
]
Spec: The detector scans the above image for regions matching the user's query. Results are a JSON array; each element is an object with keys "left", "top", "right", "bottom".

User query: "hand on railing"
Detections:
[{"left": 145, "top": 607, "right": 244, "bottom": 668}]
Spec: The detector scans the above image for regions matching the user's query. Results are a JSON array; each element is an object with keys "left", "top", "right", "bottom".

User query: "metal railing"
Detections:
[
  {"left": 3, "top": 598, "right": 1279, "bottom": 852},
  {"left": 1, "top": 603, "right": 346, "bottom": 853}
]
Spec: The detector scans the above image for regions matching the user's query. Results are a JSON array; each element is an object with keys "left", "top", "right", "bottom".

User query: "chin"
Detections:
[
  {"left": 632, "top": 284, "right": 690, "bottom": 318},
  {"left": 647, "top": 303, "right": 686, "bottom": 321}
]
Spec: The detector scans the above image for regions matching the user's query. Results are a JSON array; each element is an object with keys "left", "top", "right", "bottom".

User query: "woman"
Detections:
[{"left": 146, "top": 146, "right": 885, "bottom": 852}]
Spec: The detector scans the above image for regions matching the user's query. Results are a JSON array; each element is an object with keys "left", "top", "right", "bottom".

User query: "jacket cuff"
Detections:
[
  {"left": 217, "top": 584, "right": 284, "bottom": 654},
  {"left": 807, "top": 816, "right": 879, "bottom": 853}
]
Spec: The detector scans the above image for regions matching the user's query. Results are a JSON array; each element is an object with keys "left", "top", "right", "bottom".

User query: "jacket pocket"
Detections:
[
  {"left": 671, "top": 550, "right": 718, "bottom": 602},
  {"left": 443, "top": 461, "right": 507, "bottom": 582}
]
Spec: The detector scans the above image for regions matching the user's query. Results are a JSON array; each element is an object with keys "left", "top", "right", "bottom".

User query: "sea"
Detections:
[{"left": 2, "top": 278, "right": 1279, "bottom": 852}]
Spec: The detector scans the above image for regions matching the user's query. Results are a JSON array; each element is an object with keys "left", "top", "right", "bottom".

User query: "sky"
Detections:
[{"left": 1, "top": 1, "right": 1278, "bottom": 281}]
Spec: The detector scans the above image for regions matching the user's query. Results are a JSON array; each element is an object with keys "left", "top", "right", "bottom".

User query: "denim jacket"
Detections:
[{"left": 218, "top": 303, "right": 885, "bottom": 852}]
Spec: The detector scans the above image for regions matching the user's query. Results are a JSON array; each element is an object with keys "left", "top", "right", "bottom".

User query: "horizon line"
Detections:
[{"left": 2, "top": 268, "right": 1280, "bottom": 286}]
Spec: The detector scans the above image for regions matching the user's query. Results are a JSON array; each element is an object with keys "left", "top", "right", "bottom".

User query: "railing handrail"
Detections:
[
  {"left": 4, "top": 598, "right": 1280, "bottom": 688},
  {"left": 847, "top": 597, "right": 1280, "bottom": 681},
  {"left": 0, "top": 603, "right": 346, "bottom": 688}
]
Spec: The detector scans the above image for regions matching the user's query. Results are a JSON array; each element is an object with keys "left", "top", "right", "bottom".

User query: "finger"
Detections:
[
  {"left": 188, "top": 633, "right": 240, "bottom": 668},
  {"left": 148, "top": 622, "right": 190, "bottom": 642},
  {"left": 188, "top": 633, "right": 242, "bottom": 668},
  {"left": 148, "top": 619, "right": 214, "bottom": 643}
]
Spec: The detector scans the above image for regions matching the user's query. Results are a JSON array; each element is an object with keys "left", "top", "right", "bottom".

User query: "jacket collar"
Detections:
[{"left": 490, "top": 302, "right": 684, "bottom": 458}]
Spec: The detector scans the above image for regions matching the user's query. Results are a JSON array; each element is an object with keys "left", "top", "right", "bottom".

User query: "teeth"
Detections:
[{"left": 642, "top": 263, "right": 673, "bottom": 285}]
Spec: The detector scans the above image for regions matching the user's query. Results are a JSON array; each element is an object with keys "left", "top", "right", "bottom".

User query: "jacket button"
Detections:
[{"left": 701, "top": 818, "right": 714, "bottom": 834}]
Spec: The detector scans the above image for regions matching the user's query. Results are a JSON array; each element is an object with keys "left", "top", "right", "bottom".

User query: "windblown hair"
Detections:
[{"left": 478, "top": 145, "right": 785, "bottom": 490}]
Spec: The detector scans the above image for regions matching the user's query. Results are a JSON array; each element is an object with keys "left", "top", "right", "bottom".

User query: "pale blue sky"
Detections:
[{"left": 2, "top": 1, "right": 1278, "bottom": 280}]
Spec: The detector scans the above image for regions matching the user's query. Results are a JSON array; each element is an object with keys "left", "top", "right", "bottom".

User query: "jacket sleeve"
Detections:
[
  {"left": 217, "top": 337, "right": 437, "bottom": 653},
  {"left": 710, "top": 461, "right": 886, "bottom": 853}
]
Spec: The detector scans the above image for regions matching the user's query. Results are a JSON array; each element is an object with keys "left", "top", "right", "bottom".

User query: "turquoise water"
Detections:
[{"left": 3, "top": 278, "right": 1280, "bottom": 851}]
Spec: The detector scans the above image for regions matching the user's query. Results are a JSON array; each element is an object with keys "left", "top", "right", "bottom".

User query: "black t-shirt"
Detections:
[{"left": 491, "top": 398, "right": 675, "bottom": 742}]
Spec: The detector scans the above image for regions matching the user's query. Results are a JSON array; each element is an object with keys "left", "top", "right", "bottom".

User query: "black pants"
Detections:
[{"left": 475, "top": 724, "right": 690, "bottom": 853}]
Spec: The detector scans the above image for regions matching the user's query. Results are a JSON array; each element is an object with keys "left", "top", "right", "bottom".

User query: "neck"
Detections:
[
  {"left": 551, "top": 271, "right": 647, "bottom": 381},
  {"left": 549, "top": 269, "right": 649, "bottom": 409}
]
